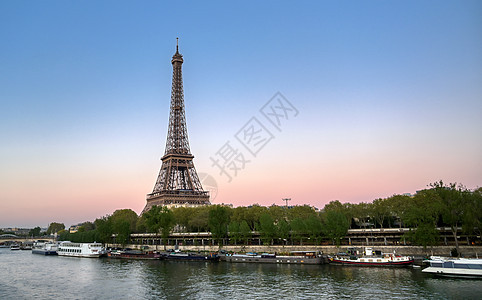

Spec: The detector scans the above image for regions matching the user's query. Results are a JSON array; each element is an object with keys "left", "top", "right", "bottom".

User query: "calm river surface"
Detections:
[{"left": 1, "top": 248, "right": 481, "bottom": 299}]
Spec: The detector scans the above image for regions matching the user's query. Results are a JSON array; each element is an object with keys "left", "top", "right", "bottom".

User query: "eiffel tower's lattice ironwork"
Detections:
[{"left": 142, "top": 39, "right": 210, "bottom": 213}]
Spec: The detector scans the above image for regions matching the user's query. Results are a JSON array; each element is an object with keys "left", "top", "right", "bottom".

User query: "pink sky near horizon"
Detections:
[{"left": 1, "top": 148, "right": 480, "bottom": 228}]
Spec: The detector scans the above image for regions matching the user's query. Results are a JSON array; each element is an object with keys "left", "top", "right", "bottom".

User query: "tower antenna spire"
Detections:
[{"left": 176, "top": 37, "right": 179, "bottom": 52}]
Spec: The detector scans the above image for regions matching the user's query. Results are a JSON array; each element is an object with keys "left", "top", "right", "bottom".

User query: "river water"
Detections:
[{"left": 0, "top": 248, "right": 480, "bottom": 299}]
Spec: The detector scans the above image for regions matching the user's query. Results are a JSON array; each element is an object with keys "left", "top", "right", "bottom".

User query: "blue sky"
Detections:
[{"left": 1, "top": 1, "right": 481, "bottom": 227}]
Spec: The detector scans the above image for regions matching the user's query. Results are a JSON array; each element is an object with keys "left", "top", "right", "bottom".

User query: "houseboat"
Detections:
[
  {"left": 329, "top": 247, "right": 413, "bottom": 267},
  {"left": 162, "top": 250, "right": 219, "bottom": 261},
  {"left": 222, "top": 251, "right": 323, "bottom": 264},
  {"left": 108, "top": 249, "right": 161, "bottom": 260},
  {"left": 20, "top": 242, "right": 33, "bottom": 250},
  {"left": 10, "top": 244, "right": 20, "bottom": 251},
  {"left": 57, "top": 241, "right": 106, "bottom": 258}
]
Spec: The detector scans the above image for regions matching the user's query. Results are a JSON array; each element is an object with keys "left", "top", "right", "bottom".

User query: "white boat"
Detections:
[
  {"left": 57, "top": 241, "right": 106, "bottom": 258},
  {"left": 32, "top": 242, "right": 58, "bottom": 255},
  {"left": 330, "top": 247, "right": 413, "bottom": 267},
  {"left": 422, "top": 256, "right": 482, "bottom": 278},
  {"left": 10, "top": 244, "right": 20, "bottom": 251}
]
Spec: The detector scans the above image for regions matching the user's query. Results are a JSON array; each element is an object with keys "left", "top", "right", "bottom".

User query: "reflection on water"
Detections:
[{"left": 1, "top": 249, "right": 481, "bottom": 299}]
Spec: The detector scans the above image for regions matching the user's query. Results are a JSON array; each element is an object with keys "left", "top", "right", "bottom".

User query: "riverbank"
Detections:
[{"left": 110, "top": 244, "right": 482, "bottom": 257}]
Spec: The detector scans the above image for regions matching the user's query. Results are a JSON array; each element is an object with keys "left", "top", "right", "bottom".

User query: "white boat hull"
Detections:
[
  {"left": 422, "top": 267, "right": 482, "bottom": 278},
  {"left": 58, "top": 252, "right": 103, "bottom": 258},
  {"left": 57, "top": 242, "right": 106, "bottom": 258}
]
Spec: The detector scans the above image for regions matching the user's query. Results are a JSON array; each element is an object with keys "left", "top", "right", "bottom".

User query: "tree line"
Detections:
[
  {"left": 58, "top": 181, "right": 481, "bottom": 253},
  {"left": 0, "top": 223, "right": 65, "bottom": 238}
]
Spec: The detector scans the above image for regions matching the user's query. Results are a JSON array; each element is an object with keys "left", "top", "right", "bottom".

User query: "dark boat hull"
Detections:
[
  {"left": 32, "top": 249, "right": 58, "bottom": 255},
  {"left": 108, "top": 251, "right": 161, "bottom": 260},
  {"left": 162, "top": 253, "right": 219, "bottom": 261}
]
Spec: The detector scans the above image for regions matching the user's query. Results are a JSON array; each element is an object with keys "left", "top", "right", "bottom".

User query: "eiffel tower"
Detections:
[{"left": 142, "top": 39, "right": 210, "bottom": 213}]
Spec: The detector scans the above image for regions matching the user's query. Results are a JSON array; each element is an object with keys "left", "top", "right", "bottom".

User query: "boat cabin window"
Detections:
[
  {"left": 430, "top": 262, "right": 443, "bottom": 267},
  {"left": 468, "top": 264, "right": 482, "bottom": 269},
  {"left": 453, "top": 264, "right": 470, "bottom": 269},
  {"left": 443, "top": 261, "right": 454, "bottom": 268}
]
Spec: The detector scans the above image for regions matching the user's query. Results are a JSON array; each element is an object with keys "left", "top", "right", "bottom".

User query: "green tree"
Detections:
[
  {"left": 172, "top": 207, "right": 193, "bottom": 231},
  {"left": 230, "top": 206, "right": 248, "bottom": 224},
  {"left": 144, "top": 206, "right": 175, "bottom": 249},
  {"left": 404, "top": 223, "right": 440, "bottom": 248},
  {"left": 305, "top": 215, "right": 323, "bottom": 244},
  {"left": 111, "top": 209, "right": 138, "bottom": 232},
  {"left": 267, "top": 205, "right": 288, "bottom": 223},
  {"left": 78, "top": 221, "right": 95, "bottom": 233},
  {"left": 323, "top": 200, "right": 346, "bottom": 212},
  {"left": 109, "top": 209, "right": 138, "bottom": 246},
  {"left": 29, "top": 226, "right": 41, "bottom": 237},
  {"left": 94, "top": 216, "right": 113, "bottom": 244},
  {"left": 372, "top": 198, "right": 390, "bottom": 228},
  {"left": 462, "top": 187, "right": 482, "bottom": 243},
  {"left": 258, "top": 214, "right": 277, "bottom": 245},
  {"left": 277, "top": 219, "right": 290, "bottom": 245},
  {"left": 384, "top": 194, "right": 413, "bottom": 228},
  {"left": 401, "top": 189, "right": 441, "bottom": 249},
  {"left": 432, "top": 181, "right": 466, "bottom": 255},
  {"left": 352, "top": 202, "right": 373, "bottom": 228},
  {"left": 228, "top": 221, "right": 240, "bottom": 245},
  {"left": 136, "top": 215, "right": 148, "bottom": 233},
  {"left": 189, "top": 206, "right": 210, "bottom": 232},
  {"left": 208, "top": 205, "right": 230, "bottom": 247},
  {"left": 47, "top": 222, "right": 65, "bottom": 235},
  {"left": 113, "top": 219, "right": 131, "bottom": 246},
  {"left": 290, "top": 218, "right": 306, "bottom": 245},
  {"left": 243, "top": 205, "right": 268, "bottom": 230},
  {"left": 287, "top": 205, "right": 316, "bottom": 222},
  {"left": 58, "top": 230, "right": 70, "bottom": 241},
  {"left": 239, "top": 220, "right": 252, "bottom": 244},
  {"left": 322, "top": 210, "right": 350, "bottom": 246},
  {"left": 324, "top": 200, "right": 355, "bottom": 229}
]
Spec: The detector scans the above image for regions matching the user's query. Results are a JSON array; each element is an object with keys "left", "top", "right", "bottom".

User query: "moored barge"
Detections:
[
  {"left": 162, "top": 250, "right": 219, "bottom": 261},
  {"left": 222, "top": 251, "right": 323, "bottom": 264},
  {"left": 330, "top": 247, "right": 413, "bottom": 267},
  {"left": 108, "top": 249, "right": 161, "bottom": 260}
]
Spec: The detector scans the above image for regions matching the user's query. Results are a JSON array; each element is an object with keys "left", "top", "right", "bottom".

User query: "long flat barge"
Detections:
[
  {"left": 108, "top": 250, "right": 161, "bottom": 260},
  {"left": 221, "top": 251, "right": 323, "bottom": 264},
  {"left": 162, "top": 251, "right": 219, "bottom": 261}
]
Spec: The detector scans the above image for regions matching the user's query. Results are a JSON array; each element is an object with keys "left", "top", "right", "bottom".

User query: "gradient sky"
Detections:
[{"left": 1, "top": 1, "right": 481, "bottom": 228}]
